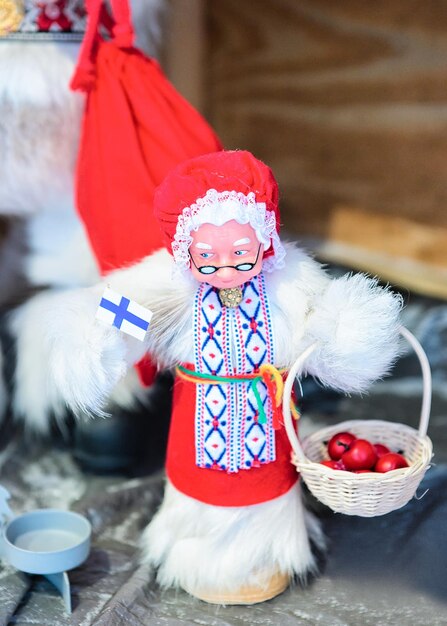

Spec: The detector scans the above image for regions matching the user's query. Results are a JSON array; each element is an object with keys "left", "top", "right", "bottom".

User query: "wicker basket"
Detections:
[{"left": 283, "top": 326, "right": 433, "bottom": 517}]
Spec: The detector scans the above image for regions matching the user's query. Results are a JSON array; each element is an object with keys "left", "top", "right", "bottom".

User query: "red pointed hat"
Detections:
[{"left": 153, "top": 150, "right": 286, "bottom": 273}]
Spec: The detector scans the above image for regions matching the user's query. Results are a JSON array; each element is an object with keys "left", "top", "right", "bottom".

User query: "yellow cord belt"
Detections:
[{"left": 176, "top": 363, "right": 300, "bottom": 428}]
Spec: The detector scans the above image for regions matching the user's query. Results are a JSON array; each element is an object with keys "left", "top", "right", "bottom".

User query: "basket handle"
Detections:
[
  {"left": 399, "top": 326, "right": 432, "bottom": 437},
  {"left": 282, "top": 326, "right": 432, "bottom": 465}
]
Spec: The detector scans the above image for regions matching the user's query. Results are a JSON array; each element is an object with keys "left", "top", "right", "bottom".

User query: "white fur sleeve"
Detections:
[
  {"left": 31, "top": 248, "right": 192, "bottom": 416},
  {"left": 303, "top": 273, "right": 403, "bottom": 393}
]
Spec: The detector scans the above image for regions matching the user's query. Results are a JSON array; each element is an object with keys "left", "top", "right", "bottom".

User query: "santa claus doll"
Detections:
[{"left": 42, "top": 149, "right": 402, "bottom": 603}]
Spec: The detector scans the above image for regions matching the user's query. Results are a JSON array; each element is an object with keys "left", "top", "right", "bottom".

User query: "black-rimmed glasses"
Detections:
[{"left": 189, "top": 244, "right": 262, "bottom": 275}]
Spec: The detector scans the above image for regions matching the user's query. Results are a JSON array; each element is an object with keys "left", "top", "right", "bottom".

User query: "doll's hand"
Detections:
[
  {"left": 304, "top": 274, "right": 403, "bottom": 393},
  {"left": 44, "top": 287, "right": 143, "bottom": 415}
]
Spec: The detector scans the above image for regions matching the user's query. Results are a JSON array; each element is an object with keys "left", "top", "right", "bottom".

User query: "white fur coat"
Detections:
[{"left": 40, "top": 243, "right": 403, "bottom": 416}]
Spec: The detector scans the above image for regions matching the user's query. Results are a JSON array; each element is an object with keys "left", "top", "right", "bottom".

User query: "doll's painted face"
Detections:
[{"left": 189, "top": 220, "right": 264, "bottom": 289}]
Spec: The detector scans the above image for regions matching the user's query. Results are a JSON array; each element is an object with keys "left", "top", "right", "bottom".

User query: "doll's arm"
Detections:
[
  {"left": 303, "top": 272, "right": 403, "bottom": 393},
  {"left": 35, "top": 249, "right": 190, "bottom": 416},
  {"left": 8, "top": 288, "right": 147, "bottom": 432},
  {"left": 13, "top": 285, "right": 144, "bottom": 418}
]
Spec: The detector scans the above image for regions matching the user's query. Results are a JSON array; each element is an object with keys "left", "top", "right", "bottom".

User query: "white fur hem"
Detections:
[{"left": 141, "top": 480, "right": 325, "bottom": 593}]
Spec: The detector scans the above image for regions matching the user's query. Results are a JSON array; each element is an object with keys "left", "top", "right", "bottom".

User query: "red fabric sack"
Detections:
[{"left": 71, "top": 0, "right": 222, "bottom": 384}]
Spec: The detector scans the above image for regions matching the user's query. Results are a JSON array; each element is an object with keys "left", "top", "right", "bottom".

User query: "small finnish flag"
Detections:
[{"left": 96, "top": 287, "right": 153, "bottom": 341}]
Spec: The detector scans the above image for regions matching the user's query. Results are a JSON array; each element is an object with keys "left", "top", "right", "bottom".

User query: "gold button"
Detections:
[{"left": 218, "top": 287, "right": 243, "bottom": 308}]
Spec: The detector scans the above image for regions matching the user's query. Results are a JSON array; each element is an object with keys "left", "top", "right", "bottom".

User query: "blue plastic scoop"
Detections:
[{"left": 0, "top": 486, "right": 91, "bottom": 613}]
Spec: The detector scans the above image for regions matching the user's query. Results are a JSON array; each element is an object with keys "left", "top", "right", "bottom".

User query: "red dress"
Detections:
[{"left": 165, "top": 370, "right": 298, "bottom": 507}]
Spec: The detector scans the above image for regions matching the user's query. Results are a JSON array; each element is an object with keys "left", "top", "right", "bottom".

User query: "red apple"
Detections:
[
  {"left": 341, "top": 439, "right": 378, "bottom": 471},
  {"left": 375, "top": 453, "right": 409, "bottom": 473},
  {"left": 354, "top": 469, "right": 373, "bottom": 473},
  {"left": 320, "top": 459, "right": 345, "bottom": 470},
  {"left": 327, "top": 432, "right": 357, "bottom": 460},
  {"left": 374, "top": 443, "right": 391, "bottom": 458}
]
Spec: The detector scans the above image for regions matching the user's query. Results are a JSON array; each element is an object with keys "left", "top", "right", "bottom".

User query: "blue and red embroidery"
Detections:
[{"left": 193, "top": 274, "right": 276, "bottom": 473}]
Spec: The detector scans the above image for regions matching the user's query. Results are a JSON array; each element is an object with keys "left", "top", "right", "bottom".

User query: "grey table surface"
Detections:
[{"left": 1, "top": 288, "right": 447, "bottom": 626}]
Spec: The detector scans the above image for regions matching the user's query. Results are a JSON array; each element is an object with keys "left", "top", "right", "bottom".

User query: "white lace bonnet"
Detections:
[{"left": 171, "top": 188, "right": 286, "bottom": 274}]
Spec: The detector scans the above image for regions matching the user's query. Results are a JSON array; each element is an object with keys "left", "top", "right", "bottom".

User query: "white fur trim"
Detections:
[
  {"left": 104, "top": 248, "right": 196, "bottom": 368},
  {"left": 141, "top": 480, "right": 325, "bottom": 593},
  {"left": 171, "top": 189, "right": 286, "bottom": 275},
  {"left": 7, "top": 248, "right": 190, "bottom": 422},
  {"left": 8, "top": 288, "right": 148, "bottom": 431},
  {"left": 304, "top": 273, "right": 404, "bottom": 393}
]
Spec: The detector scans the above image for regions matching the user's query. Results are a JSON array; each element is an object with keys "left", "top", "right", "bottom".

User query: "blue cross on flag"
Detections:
[{"left": 96, "top": 287, "right": 153, "bottom": 341}]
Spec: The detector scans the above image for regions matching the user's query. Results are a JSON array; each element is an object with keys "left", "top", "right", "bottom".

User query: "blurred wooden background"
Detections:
[{"left": 167, "top": 0, "right": 447, "bottom": 297}]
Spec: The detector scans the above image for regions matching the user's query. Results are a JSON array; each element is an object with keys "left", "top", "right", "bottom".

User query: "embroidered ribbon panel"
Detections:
[{"left": 193, "top": 274, "right": 276, "bottom": 473}]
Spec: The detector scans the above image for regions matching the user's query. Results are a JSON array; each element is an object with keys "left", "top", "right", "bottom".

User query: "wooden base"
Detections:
[{"left": 183, "top": 571, "right": 290, "bottom": 605}]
